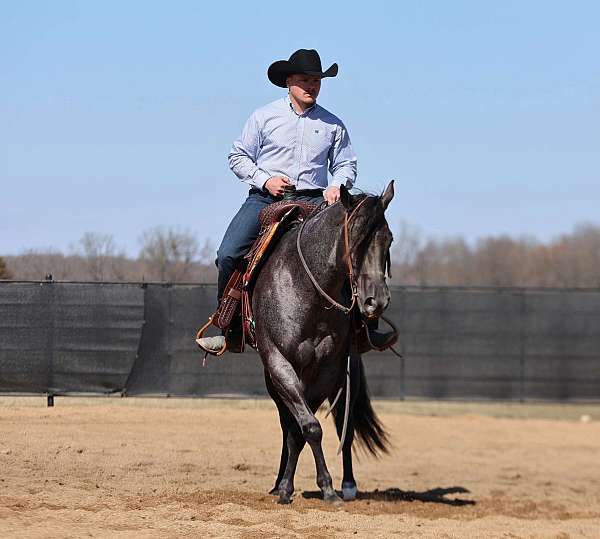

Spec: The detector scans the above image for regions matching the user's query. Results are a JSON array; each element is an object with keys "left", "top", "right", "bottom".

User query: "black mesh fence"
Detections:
[
  {"left": 0, "top": 282, "right": 144, "bottom": 394},
  {"left": 0, "top": 281, "right": 598, "bottom": 401}
]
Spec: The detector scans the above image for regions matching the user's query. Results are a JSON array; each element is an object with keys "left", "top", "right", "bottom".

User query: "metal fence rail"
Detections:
[{"left": 0, "top": 281, "right": 598, "bottom": 401}]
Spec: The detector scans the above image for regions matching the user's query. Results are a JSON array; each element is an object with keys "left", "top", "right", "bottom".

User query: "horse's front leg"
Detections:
[
  {"left": 265, "top": 351, "right": 342, "bottom": 505},
  {"left": 332, "top": 352, "right": 362, "bottom": 501},
  {"left": 339, "top": 421, "right": 358, "bottom": 501}
]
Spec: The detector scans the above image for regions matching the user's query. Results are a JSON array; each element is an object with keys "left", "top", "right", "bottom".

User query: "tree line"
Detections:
[
  {"left": 1, "top": 228, "right": 217, "bottom": 283},
  {"left": 391, "top": 221, "right": 600, "bottom": 288},
  {"left": 1, "top": 222, "right": 599, "bottom": 288}
]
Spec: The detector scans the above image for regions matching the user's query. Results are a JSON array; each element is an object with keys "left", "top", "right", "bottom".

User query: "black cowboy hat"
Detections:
[{"left": 267, "top": 49, "right": 338, "bottom": 88}]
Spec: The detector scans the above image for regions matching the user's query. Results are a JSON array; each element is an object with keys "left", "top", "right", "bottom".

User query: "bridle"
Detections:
[{"left": 296, "top": 196, "right": 371, "bottom": 314}]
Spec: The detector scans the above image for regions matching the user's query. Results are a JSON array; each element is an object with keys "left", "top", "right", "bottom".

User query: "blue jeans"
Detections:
[{"left": 216, "top": 188, "right": 324, "bottom": 302}]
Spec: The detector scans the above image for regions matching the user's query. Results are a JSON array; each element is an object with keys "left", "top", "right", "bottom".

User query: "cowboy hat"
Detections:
[{"left": 267, "top": 49, "right": 338, "bottom": 88}]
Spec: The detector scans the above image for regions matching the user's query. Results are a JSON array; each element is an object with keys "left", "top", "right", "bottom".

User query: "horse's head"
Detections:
[{"left": 340, "top": 181, "right": 394, "bottom": 320}]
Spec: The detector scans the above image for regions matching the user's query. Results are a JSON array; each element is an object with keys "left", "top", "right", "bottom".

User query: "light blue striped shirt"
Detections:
[{"left": 228, "top": 96, "right": 357, "bottom": 191}]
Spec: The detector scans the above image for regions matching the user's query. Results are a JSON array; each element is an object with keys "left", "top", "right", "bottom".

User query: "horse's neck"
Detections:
[{"left": 300, "top": 206, "right": 347, "bottom": 293}]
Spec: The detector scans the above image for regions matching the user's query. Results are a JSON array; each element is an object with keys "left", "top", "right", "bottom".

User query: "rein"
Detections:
[{"left": 296, "top": 196, "right": 370, "bottom": 315}]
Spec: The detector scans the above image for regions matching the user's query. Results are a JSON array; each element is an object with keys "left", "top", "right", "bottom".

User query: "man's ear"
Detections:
[
  {"left": 381, "top": 180, "right": 395, "bottom": 210},
  {"left": 340, "top": 184, "right": 352, "bottom": 210}
]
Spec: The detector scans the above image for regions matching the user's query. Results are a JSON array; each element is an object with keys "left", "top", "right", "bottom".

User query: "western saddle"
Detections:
[{"left": 195, "top": 199, "right": 319, "bottom": 356}]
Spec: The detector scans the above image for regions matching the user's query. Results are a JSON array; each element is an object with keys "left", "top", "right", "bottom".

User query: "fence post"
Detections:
[
  {"left": 167, "top": 283, "right": 173, "bottom": 397},
  {"left": 519, "top": 289, "right": 526, "bottom": 402},
  {"left": 399, "top": 287, "right": 406, "bottom": 400},
  {"left": 41, "top": 274, "right": 55, "bottom": 401}
]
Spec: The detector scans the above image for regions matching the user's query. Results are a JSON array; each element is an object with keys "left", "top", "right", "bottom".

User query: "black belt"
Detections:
[
  {"left": 250, "top": 188, "right": 323, "bottom": 198},
  {"left": 293, "top": 188, "right": 323, "bottom": 197}
]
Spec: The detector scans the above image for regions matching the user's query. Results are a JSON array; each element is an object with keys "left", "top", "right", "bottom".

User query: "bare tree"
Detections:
[
  {"left": 548, "top": 223, "right": 600, "bottom": 287},
  {"left": 390, "top": 220, "right": 424, "bottom": 284},
  {"left": 74, "top": 232, "right": 126, "bottom": 281},
  {"left": 0, "top": 257, "right": 12, "bottom": 279},
  {"left": 413, "top": 237, "right": 472, "bottom": 286},
  {"left": 138, "top": 226, "right": 199, "bottom": 282},
  {"left": 198, "top": 237, "right": 217, "bottom": 266},
  {"left": 472, "top": 236, "right": 537, "bottom": 286},
  {"left": 5, "top": 250, "right": 75, "bottom": 280}
]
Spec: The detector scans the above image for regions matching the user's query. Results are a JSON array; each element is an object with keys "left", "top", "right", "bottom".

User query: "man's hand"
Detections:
[
  {"left": 264, "top": 176, "right": 293, "bottom": 197},
  {"left": 324, "top": 186, "right": 341, "bottom": 205}
]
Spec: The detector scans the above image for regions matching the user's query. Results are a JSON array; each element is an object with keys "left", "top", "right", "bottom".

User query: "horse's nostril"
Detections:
[{"left": 365, "top": 297, "right": 377, "bottom": 309}]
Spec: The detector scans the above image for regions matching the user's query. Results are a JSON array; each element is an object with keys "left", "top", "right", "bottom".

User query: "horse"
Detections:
[{"left": 252, "top": 181, "right": 395, "bottom": 504}]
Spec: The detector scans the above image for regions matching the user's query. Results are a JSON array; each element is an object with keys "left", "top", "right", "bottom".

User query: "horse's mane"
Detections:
[{"left": 304, "top": 189, "right": 381, "bottom": 223}]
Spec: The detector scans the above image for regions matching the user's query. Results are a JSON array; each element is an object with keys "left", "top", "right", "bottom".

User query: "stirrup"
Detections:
[{"left": 195, "top": 316, "right": 228, "bottom": 357}]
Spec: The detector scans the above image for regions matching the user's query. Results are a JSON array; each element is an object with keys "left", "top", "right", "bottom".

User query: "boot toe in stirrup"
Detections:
[
  {"left": 196, "top": 335, "right": 226, "bottom": 354},
  {"left": 367, "top": 329, "right": 397, "bottom": 350}
]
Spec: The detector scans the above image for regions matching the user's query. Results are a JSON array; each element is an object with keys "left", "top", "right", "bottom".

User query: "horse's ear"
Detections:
[
  {"left": 340, "top": 184, "right": 352, "bottom": 210},
  {"left": 381, "top": 180, "right": 395, "bottom": 210}
]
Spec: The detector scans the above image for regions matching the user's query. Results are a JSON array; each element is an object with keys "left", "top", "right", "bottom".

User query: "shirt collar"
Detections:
[{"left": 285, "top": 95, "right": 316, "bottom": 117}]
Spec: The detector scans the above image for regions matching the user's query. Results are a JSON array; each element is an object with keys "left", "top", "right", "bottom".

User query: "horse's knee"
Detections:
[{"left": 302, "top": 420, "right": 322, "bottom": 443}]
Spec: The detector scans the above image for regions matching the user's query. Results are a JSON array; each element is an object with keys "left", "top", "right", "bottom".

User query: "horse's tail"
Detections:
[{"left": 333, "top": 356, "right": 390, "bottom": 456}]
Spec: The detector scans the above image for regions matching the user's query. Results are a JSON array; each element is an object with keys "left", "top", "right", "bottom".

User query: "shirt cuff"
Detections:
[{"left": 250, "top": 169, "right": 271, "bottom": 190}]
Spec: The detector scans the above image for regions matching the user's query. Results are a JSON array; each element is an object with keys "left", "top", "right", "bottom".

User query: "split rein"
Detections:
[
  {"left": 296, "top": 196, "right": 369, "bottom": 315},
  {"left": 296, "top": 196, "right": 401, "bottom": 357}
]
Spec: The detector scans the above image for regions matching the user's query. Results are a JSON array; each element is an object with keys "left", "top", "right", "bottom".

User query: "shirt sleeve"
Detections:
[
  {"left": 328, "top": 121, "right": 357, "bottom": 189},
  {"left": 228, "top": 112, "right": 272, "bottom": 189}
]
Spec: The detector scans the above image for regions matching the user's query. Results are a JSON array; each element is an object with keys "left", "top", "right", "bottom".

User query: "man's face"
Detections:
[{"left": 287, "top": 74, "right": 321, "bottom": 108}]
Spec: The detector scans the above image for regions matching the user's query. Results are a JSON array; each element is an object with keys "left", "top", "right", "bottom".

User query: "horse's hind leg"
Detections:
[
  {"left": 265, "top": 370, "right": 289, "bottom": 494},
  {"left": 270, "top": 419, "right": 289, "bottom": 495},
  {"left": 265, "top": 352, "right": 341, "bottom": 504},
  {"left": 266, "top": 365, "right": 308, "bottom": 504},
  {"left": 276, "top": 422, "right": 305, "bottom": 504}
]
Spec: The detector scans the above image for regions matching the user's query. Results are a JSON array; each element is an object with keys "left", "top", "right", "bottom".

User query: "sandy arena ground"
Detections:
[{"left": 0, "top": 397, "right": 599, "bottom": 538}]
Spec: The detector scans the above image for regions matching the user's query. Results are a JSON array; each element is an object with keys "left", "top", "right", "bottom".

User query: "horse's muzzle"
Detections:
[{"left": 362, "top": 294, "right": 390, "bottom": 319}]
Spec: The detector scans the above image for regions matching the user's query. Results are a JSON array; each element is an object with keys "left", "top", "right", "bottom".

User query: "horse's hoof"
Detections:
[
  {"left": 341, "top": 482, "right": 358, "bottom": 501},
  {"left": 278, "top": 495, "right": 292, "bottom": 505},
  {"left": 324, "top": 492, "right": 343, "bottom": 506},
  {"left": 268, "top": 485, "right": 279, "bottom": 495}
]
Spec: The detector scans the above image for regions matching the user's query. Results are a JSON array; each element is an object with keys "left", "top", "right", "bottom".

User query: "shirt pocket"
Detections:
[{"left": 303, "top": 125, "right": 334, "bottom": 164}]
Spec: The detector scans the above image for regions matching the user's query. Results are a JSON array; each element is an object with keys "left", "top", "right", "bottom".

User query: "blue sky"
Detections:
[{"left": 1, "top": 1, "right": 598, "bottom": 256}]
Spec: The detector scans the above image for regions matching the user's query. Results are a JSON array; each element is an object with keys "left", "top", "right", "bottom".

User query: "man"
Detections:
[{"left": 197, "top": 48, "right": 392, "bottom": 353}]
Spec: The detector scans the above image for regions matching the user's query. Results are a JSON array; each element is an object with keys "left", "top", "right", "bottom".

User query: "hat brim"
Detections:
[{"left": 267, "top": 61, "right": 338, "bottom": 88}]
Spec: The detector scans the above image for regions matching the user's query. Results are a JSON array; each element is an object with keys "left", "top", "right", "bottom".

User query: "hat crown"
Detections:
[{"left": 288, "top": 49, "right": 323, "bottom": 72}]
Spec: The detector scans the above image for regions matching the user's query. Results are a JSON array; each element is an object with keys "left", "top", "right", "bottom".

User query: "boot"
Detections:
[
  {"left": 355, "top": 318, "right": 397, "bottom": 354},
  {"left": 367, "top": 327, "right": 397, "bottom": 349},
  {"left": 196, "top": 335, "right": 226, "bottom": 354}
]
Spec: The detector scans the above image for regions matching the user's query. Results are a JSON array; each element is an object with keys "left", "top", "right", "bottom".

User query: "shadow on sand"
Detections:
[{"left": 302, "top": 486, "right": 476, "bottom": 506}]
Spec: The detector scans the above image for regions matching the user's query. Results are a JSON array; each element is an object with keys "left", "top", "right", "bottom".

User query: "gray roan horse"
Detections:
[{"left": 252, "top": 181, "right": 395, "bottom": 504}]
